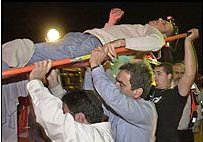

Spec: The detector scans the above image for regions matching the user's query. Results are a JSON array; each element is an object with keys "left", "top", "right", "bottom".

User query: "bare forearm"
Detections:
[
  {"left": 105, "top": 39, "right": 126, "bottom": 48},
  {"left": 178, "top": 29, "right": 199, "bottom": 96},
  {"left": 184, "top": 28, "right": 199, "bottom": 77},
  {"left": 184, "top": 39, "right": 197, "bottom": 77}
]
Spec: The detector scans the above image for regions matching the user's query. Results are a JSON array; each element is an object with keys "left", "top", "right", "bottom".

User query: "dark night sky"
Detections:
[{"left": 2, "top": 1, "right": 203, "bottom": 73}]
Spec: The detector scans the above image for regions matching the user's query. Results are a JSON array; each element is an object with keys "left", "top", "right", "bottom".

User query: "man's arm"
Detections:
[
  {"left": 28, "top": 60, "right": 75, "bottom": 141},
  {"left": 47, "top": 69, "right": 67, "bottom": 99},
  {"left": 89, "top": 47, "right": 151, "bottom": 124},
  {"left": 178, "top": 29, "right": 199, "bottom": 96},
  {"left": 103, "top": 8, "right": 125, "bottom": 50},
  {"left": 83, "top": 8, "right": 124, "bottom": 90},
  {"left": 102, "top": 27, "right": 165, "bottom": 52}
]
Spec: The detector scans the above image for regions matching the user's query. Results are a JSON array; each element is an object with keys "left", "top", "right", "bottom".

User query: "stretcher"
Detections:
[{"left": 2, "top": 32, "right": 190, "bottom": 79}]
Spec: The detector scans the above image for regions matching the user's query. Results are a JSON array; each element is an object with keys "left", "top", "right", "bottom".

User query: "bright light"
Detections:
[{"left": 46, "top": 29, "right": 60, "bottom": 42}]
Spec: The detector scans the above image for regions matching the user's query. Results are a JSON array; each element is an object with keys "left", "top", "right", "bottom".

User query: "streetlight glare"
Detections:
[{"left": 46, "top": 29, "right": 60, "bottom": 42}]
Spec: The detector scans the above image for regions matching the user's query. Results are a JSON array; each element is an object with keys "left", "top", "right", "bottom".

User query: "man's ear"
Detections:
[
  {"left": 132, "top": 88, "right": 143, "bottom": 99},
  {"left": 167, "top": 73, "right": 172, "bottom": 80},
  {"left": 74, "top": 112, "right": 89, "bottom": 124}
]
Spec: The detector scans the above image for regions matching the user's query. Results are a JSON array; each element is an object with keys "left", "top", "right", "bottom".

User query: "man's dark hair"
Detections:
[
  {"left": 61, "top": 90, "right": 105, "bottom": 123},
  {"left": 119, "top": 60, "right": 153, "bottom": 99},
  {"left": 155, "top": 62, "right": 173, "bottom": 75}
]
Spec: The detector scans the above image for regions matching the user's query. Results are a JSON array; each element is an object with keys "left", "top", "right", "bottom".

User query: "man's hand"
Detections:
[
  {"left": 89, "top": 43, "right": 118, "bottom": 69},
  {"left": 103, "top": 43, "right": 117, "bottom": 60},
  {"left": 102, "top": 39, "right": 125, "bottom": 60},
  {"left": 89, "top": 47, "right": 107, "bottom": 68},
  {"left": 104, "top": 39, "right": 125, "bottom": 49},
  {"left": 47, "top": 69, "right": 60, "bottom": 89},
  {"left": 29, "top": 60, "right": 52, "bottom": 83},
  {"left": 185, "top": 28, "right": 199, "bottom": 42},
  {"left": 104, "top": 8, "right": 124, "bottom": 28},
  {"left": 108, "top": 8, "right": 124, "bottom": 25}
]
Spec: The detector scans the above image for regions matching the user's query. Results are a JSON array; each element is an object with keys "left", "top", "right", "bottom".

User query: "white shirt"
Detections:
[
  {"left": 85, "top": 24, "right": 165, "bottom": 52},
  {"left": 27, "top": 80, "right": 114, "bottom": 142}
]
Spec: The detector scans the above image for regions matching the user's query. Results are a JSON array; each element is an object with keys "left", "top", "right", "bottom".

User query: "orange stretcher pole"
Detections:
[
  {"left": 2, "top": 47, "right": 135, "bottom": 79},
  {"left": 164, "top": 32, "right": 190, "bottom": 42},
  {"left": 2, "top": 32, "right": 189, "bottom": 79}
]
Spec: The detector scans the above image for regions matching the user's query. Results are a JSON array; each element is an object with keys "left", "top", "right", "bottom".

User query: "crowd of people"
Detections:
[{"left": 2, "top": 8, "right": 203, "bottom": 142}]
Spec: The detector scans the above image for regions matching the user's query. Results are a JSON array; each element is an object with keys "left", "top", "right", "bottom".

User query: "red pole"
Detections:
[
  {"left": 2, "top": 48, "right": 135, "bottom": 79},
  {"left": 2, "top": 32, "right": 189, "bottom": 79},
  {"left": 164, "top": 33, "right": 188, "bottom": 42}
]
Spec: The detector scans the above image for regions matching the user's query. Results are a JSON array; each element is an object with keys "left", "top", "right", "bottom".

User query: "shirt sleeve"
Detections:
[
  {"left": 125, "top": 26, "right": 165, "bottom": 52},
  {"left": 83, "top": 68, "right": 95, "bottom": 90},
  {"left": 92, "top": 66, "right": 151, "bottom": 125},
  {"left": 27, "top": 80, "right": 76, "bottom": 142}
]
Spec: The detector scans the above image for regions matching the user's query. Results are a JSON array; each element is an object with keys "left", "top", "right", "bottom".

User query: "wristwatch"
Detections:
[{"left": 91, "top": 65, "right": 100, "bottom": 71}]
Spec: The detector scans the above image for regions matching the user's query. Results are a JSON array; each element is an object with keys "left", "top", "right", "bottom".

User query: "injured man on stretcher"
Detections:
[{"left": 2, "top": 15, "right": 174, "bottom": 71}]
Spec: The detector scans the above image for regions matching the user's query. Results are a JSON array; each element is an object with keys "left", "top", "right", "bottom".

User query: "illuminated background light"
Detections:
[{"left": 46, "top": 29, "right": 60, "bottom": 42}]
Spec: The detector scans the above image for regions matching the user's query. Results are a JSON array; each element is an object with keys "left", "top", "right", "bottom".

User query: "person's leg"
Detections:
[{"left": 28, "top": 32, "right": 102, "bottom": 65}]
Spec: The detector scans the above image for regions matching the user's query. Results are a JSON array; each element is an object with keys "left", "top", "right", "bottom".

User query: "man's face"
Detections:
[
  {"left": 116, "top": 70, "right": 134, "bottom": 97},
  {"left": 172, "top": 64, "right": 184, "bottom": 82},
  {"left": 154, "top": 66, "right": 171, "bottom": 89},
  {"left": 148, "top": 18, "right": 173, "bottom": 36}
]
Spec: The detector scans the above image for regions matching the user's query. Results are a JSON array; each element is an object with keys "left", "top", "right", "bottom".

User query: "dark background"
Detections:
[{"left": 2, "top": 2, "right": 203, "bottom": 73}]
